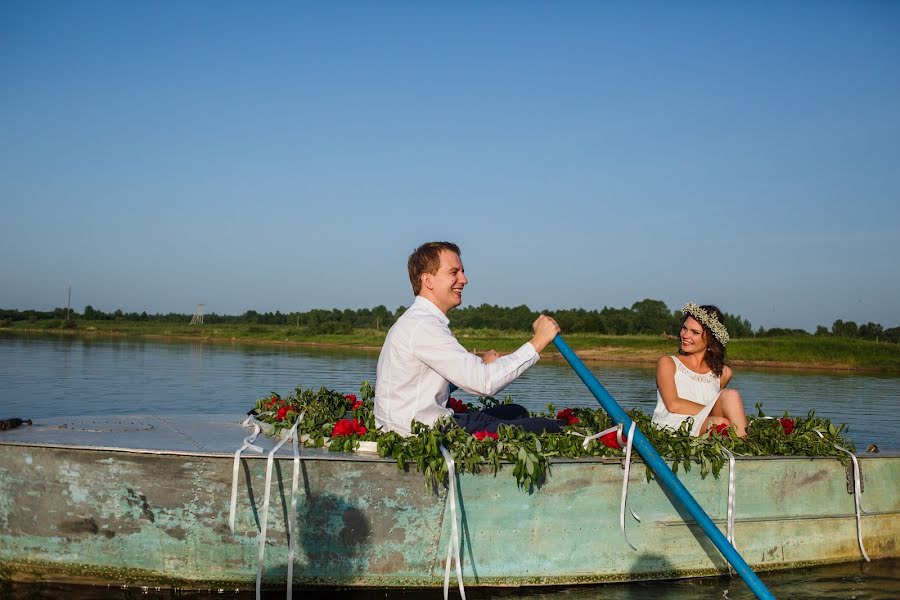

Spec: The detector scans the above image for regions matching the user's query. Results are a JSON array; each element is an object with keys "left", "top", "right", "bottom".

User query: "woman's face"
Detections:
[{"left": 680, "top": 316, "right": 708, "bottom": 354}]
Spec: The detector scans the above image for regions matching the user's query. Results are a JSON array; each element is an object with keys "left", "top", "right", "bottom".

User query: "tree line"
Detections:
[{"left": 2, "top": 300, "right": 897, "bottom": 342}]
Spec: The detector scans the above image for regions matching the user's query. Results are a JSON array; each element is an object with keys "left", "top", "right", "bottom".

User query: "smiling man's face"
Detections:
[{"left": 421, "top": 249, "right": 467, "bottom": 314}]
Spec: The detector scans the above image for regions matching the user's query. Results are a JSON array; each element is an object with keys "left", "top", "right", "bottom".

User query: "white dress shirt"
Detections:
[{"left": 374, "top": 296, "right": 540, "bottom": 436}]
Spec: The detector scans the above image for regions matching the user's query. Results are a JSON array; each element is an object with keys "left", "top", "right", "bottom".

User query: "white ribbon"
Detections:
[
  {"left": 721, "top": 447, "right": 737, "bottom": 549},
  {"left": 256, "top": 417, "right": 304, "bottom": 600},
  {"left": 286, "top": 420, "right": 301, "bottom": 600},
  {"left": 229, "top": 417, "right": 264, "bottom": 533},
  {"left": 578, "top": 424, "right": 626, "bottom": 451},
  {"left": 813, "top": 429, "right": 870, "bottom": 562},
  {"left": 720, "top": 446, "right": 737, "bottom": 576},
  {"left": 572, "top": 423, "right": 640, "bottom": 549},
  {"left": 439, "top": 445, "right": 466, "bottom": 600},
  {"left": 619, "top": 421, "right": 641, "bottom": 550}
]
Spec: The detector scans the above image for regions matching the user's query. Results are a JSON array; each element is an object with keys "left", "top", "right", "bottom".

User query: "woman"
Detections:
[{"left": 652, "top": 303, "right": 748, "bottom": 437}]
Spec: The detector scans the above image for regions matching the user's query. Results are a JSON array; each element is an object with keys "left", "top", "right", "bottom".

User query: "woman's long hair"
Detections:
[{"left": 681, "top": 304, "right": 727, "bottom": 377}]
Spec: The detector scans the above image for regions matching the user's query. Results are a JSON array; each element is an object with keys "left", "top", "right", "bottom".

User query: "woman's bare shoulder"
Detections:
[{"left": 657, "top": 354, "right": 675, "bottom": 371}]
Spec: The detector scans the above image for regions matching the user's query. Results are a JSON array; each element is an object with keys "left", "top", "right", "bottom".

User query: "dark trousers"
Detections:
[{"left": 453, "top": 403, "right": 563, "bottom": 434}]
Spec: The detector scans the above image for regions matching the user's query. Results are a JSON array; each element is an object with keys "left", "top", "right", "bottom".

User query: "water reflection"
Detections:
[{"left": 1, "top": 558, "right": 897, "bottom": 599}]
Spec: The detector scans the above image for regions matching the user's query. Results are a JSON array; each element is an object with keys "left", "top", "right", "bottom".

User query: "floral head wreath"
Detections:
[{"left": 682, "top": 302, "right": 730, "bottom": 346}]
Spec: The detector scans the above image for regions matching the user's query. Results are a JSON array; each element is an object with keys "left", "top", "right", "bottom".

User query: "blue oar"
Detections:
[{"left": 553, "top": 335, "right": 775, "bottom": 600}]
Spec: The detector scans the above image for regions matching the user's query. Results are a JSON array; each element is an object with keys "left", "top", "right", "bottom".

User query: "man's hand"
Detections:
[
  {"left": 482, "top": 349, "right": 501, "bottom": 364},
  {"left": 529, "top": 314, "right": 560, "bottom": 354}
]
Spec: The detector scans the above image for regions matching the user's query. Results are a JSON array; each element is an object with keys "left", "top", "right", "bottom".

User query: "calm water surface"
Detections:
[
  {"left": 1, "top": 333, "right": 898, "bottom": 599},
  {"left": 2, "top": 333, "right": 897, "bottom": 449},
  {"left": 1, "top": 558, "right": 898, "bottom": 599}
]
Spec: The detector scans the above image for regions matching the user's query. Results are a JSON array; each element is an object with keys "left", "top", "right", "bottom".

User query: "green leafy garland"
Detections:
[{"left": 251, "top": 382, "right": 856, "bottom": 493}]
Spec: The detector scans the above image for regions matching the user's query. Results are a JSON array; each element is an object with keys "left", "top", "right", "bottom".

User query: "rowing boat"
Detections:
[{"left": 0, "top": 414, "right": 896, "bottom": 589}]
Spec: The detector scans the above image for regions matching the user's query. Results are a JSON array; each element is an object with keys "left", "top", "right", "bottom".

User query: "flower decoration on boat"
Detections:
[
  {"left": 332, "top": 418, "right": 367, "bottom": 437},
  {"left": 448, "top": 397, "right": 468, "bottom": 413},
  {"left": 345, "top": 393, "right": 363, "bottom": 410},
  {"left": 600, "top": 429, "right": 625, "bottom": 449},
  {"left": 710, "top": 423, "right": 730, "bottom": 436},
  {"left": 556, "top": 408, "right": 579, "bottom": 425},
  {"left": 250, "top": 383, "right": 858, "bottom": 493}
]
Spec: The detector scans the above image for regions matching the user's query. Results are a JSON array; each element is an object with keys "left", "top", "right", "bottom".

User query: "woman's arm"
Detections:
[
  {"left": 656, "top": 355, "right": 707, "bottom": 415},
  {"left": 720, "top": 365, "right": 733, "bottom": 388}
]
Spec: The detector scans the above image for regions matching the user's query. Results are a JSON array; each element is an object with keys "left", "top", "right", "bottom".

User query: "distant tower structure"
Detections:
[{"left": 190, "top": 304, "right": 205, "bottom": 325}]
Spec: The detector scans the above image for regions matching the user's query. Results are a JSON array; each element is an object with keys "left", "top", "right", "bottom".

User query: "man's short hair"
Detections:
[{"left": 407, "top": 241, "right": 461, "bottom": 296}]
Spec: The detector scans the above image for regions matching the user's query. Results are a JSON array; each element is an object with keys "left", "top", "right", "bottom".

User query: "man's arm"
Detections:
[
  {"left": 480, "top": 315, "right": 559, "bottom": 365},
  {"left": 529, "top": 314, "right": 560, "bottom": 353},
  {"left": 411, "top": 319, "right": 546, "bottom": 398},
  {"left": 482, "top": 350, "right": 501, "bottom": 364}
]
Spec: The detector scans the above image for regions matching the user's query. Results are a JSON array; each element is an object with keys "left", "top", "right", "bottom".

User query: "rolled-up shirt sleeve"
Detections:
[{"left": 410, "top": 319, "right": 539, "bottom": 397}]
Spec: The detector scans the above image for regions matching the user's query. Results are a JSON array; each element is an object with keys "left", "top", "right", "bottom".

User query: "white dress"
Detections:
[{"left": 652, "top": 356, "right": 722, "bottom": 436}]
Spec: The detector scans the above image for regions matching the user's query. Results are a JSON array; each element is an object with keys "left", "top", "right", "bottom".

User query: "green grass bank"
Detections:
[{"left": 4, "top": 319, "right": 900, "bottom": 373}]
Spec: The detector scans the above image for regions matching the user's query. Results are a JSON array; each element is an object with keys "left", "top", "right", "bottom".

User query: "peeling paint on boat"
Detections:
[{"left": 0, "top": 414, "right": 897, "bottom": 588}]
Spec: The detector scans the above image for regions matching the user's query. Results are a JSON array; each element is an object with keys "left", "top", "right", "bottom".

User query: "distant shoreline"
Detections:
[{"left": 4, "top": 324, "right": 897, "bottom": 373}]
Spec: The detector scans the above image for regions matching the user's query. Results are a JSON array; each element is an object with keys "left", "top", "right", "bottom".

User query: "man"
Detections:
[{"left": 374, "top": 241, "right": 562, "bottom": 436}]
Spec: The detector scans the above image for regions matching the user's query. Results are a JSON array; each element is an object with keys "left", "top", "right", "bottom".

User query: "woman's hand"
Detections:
[{"left": 656, "top": 355, "right": 706, "bottom": 415}]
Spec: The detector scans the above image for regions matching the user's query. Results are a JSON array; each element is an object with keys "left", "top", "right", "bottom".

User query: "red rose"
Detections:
[
  {"left": 275, "top": 406, "right": 290, "bottom": 421},
  {"left": 473, "top": 430, "right": 498, "bottom": 441},
  {"left": 448, "top": 397, "right": 468, "bottom": 413},
  {"left": 600, "top": 430, "right": 625, "bottom": 449},
  {"left": 344, "top": 393, "right": 357, "bottom": 403},
  {"left": 351, "top": 400, "right": 363, "bottom": 410},
  {"left": 266, "top": 393, "right": 280, "bottom": 408},
  {"left": 332, "top": 420, "right": 351, "bottom": 436},
  {"left": 707, "top": 423, "right": 731, "bottom": 435},
  {"left": 332, "top": 418, "right": 367, "bottom": 437},
  {"left": 779, "top": 418, "right": 795, "bottom": 435},
  {"left": 556, "top": 408, "right": 579, "bottom": 425}
]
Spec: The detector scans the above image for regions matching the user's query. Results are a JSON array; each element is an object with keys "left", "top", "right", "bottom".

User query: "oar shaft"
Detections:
[{"left": 553, "top": 335, "right": 775, "bottom": 600}]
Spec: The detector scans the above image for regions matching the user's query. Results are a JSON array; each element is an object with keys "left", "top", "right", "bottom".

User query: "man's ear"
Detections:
[{"left": 421, "top": 272, "right": 433, "bottom": 291}]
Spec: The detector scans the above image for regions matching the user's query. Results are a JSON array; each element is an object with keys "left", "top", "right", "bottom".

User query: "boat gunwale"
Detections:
[{"left": 1, "top": 438, "right": 896, "bottom": 462}]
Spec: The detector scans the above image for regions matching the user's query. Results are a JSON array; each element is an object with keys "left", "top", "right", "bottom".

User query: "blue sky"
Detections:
[{"left": 2, "top": 1, "right": 898, "bottom": 331}]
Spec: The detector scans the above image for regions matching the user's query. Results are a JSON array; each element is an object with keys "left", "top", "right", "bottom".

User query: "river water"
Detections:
[
  {"left": 1, "top": 333, "right": 897, "bottom": 450},
  {"left": 1, "top": 333, "right": 898, "bottom": 599}
]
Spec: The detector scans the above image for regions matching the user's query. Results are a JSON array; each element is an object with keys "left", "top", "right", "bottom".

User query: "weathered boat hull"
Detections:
[{"left": 0, "top": 415, "right": 896, "bottom": 588}]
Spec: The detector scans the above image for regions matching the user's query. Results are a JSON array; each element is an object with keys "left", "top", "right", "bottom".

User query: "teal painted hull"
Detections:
[{"left": 0, "top": 415, "right": 896, "bottom": 588}]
